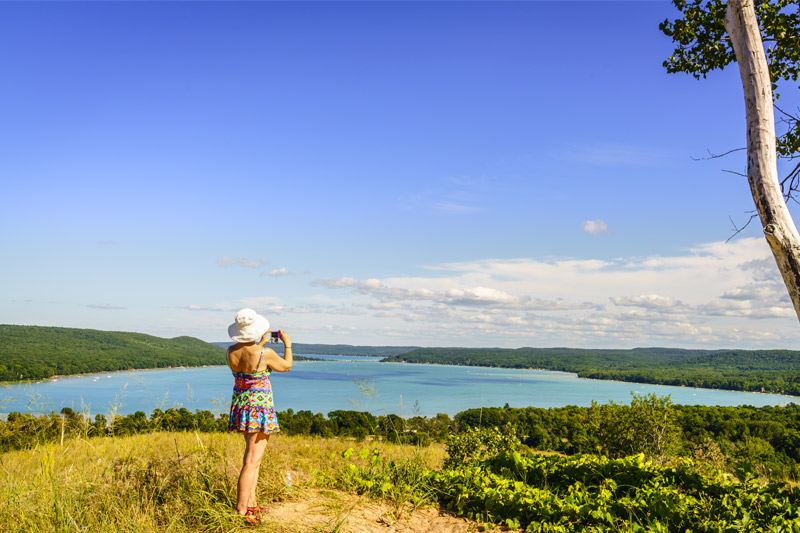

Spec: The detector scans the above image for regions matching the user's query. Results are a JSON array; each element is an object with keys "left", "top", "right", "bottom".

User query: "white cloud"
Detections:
[
  {"left": 611, "top": 294, "right": 688, "bottom": 311},
  {"left": 311, "top": 277, "right": 598, "bottom": 311},
  {"left": 179, "top": 304, "right": 226, "bottom": 312},
  {"left": 303, "top": 237, "right": 800, "bottom": 348},
  {"left": 698, "top": 300, "right": 795, "bottom": 319},
  {"left": 87, "top": 304, "right": 126, "bottom": 310},
  {"left": 582, "top": 220, "right": 609, "bottom": 235},
  {"left": 217, "top": 256, "right": 268, "bottom": 269},
  {"left": 268, "top": 267, "right": 293, "bottom": 277},
  {"left": 721, "top": 283, "right": 780, "bottom": 301}
]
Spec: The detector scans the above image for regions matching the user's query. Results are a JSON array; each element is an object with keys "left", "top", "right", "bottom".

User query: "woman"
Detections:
[{"left": 226, "top": 308, "right": 293, "bottom": 523}]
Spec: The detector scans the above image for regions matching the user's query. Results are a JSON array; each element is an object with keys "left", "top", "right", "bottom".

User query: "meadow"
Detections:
[
  {"left": 2, "top": 419, "right": 799, "bottom": 532},
  {"left": 0, "top": 431, "right": 446, "bottom": 532}
]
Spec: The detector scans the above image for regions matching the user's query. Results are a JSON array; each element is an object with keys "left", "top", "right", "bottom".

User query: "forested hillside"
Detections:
[
  {"left": 0, "top": 325, "right": 225, "bottom": 381},
  {"left": 286, "top": 343, "right": 418, "bottom": 356},
  {"left": 5, "top": 324, "right": 800, "bottom": 395},
  {"left": 213, "top": 341, "right": 416, "bottom": 357},
  {"left": 385, "top": 346, "right": 707, "bottom": 369},
  {"left": 384, "top": 347, "right": 800, "bottom": 395}
]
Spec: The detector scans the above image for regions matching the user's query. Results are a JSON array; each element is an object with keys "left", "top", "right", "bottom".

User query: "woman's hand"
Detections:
[
  {"left": 257, "top": 331, "right": 271, "bottom": 347},
  {"left": 263, "top": 330, "right": 293, "bottom": 372},
  {"left": 279, "top": 330, "right": 291, "bottom": 348}
]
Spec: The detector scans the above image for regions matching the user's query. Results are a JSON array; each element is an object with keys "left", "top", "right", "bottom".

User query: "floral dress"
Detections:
[{"left": 227, "top": 347, "right": 280, "bottom": 434}]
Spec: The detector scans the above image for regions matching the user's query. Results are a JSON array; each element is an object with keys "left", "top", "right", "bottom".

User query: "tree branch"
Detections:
[
  {"left": 691, "top": 147, "right": 746, "bottom": 160},
  {"left": 780, "top": 161, "right": 800, "bottom": 201},
  {"left": 774, "top": 104, "right": 799, "bottom": 121},
  {"left": 722, "top": 169, "right": 748, "bottom": 177},
  {"left": 727, "top": 212, "right": 759, "bottom": 243}
]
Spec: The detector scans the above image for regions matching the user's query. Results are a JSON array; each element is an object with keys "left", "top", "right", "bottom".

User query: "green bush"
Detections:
[{"left": 444, "top": 425, "right": 519, "bottom": 470}]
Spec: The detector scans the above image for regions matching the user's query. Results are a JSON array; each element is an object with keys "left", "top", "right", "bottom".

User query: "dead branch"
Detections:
[
  {"left": 691, "top": 147, "right": 746, "bottom": 160},
  {"left": 727, "top": 212, "right": 760, "bottom": 242},
  {"left": 722, "top": 169, "right": 749, "bottom": 177}
]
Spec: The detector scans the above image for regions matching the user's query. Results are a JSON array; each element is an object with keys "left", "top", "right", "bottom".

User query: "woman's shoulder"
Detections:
[
  {"left": 227, "top": 344, "right": 257, "bottom": 369},
  {"left": 229, "top": 343, "right": 259, "bottom": 355},
  {"left": 260, "top": 345, "right": 279, "bottom": 356}
]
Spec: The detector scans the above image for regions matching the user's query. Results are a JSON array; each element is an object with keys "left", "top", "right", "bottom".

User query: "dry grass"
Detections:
[{"left": 0, "top": 432, "right": 446, "bottom": 532}]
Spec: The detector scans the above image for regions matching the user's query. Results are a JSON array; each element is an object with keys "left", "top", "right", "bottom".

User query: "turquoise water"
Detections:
[{"left": 2, "top": 357, "right": 796, "bottom": 417}]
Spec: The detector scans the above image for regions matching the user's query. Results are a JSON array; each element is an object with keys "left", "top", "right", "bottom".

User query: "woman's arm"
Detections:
[
  {"left": 263, "top": 330, "right": 293, "bottom": 372},
  {"left": 257, "top": 331, "right": 271, "bottom": 348}
]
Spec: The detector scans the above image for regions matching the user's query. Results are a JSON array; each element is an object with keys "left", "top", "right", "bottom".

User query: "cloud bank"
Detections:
[{"left": 300, "top": 237, "right": 799, "bottom": 348}]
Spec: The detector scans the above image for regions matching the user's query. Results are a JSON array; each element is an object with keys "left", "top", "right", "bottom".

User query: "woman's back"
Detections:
[{"left": 227, "top": 343, "right": 271, "bottom": 374}]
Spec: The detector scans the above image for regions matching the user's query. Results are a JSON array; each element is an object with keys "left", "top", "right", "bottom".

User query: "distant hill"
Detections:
[
  {"left": 383, "top": 347, "right": 800, "bottom": 395},
  {"left": 0, "top": 325, "right": 226, "bottom": 381},
  {"left": 382, "top": 346, "right": 705, "bottom": 369},
  {"left": 6, "top": 325, "right": 799, "bottom": 395},
  {"left": 212, "top": 342, "right": 417, "bottom": 357}
]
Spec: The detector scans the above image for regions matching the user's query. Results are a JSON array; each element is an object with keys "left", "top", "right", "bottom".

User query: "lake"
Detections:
[{"left": 1, "top": 356, "right": 796, "bottom": 418}]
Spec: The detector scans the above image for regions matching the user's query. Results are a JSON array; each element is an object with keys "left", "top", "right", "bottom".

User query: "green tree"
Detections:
[
  {"left": 662, "top": 0, "right": 800, "bottom": 320},
  {"left": 588, "top": 393, "right": 680, "bottom": 459},
  {"left": 443, "top": 425, "right": 519, "bottom": 469},
  {"left": 661, "top": 0, "right": 800, "bottom": 163},
  {"left": 328, "top": 410, "right": 377, "bottom": 437}
]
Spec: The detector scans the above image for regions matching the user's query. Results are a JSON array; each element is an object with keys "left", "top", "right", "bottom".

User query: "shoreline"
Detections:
[
  {"left": 578, "top": 375, "right": 800, "bottom": 399},
  {"left": 3, "top": 360, "right": 799, "bottom": 402},
  {"left": 377, "top": 361, "right": 800, "bottom": 400},
  {"left": 1, "top": 364, "right": 221, "bottom": 386},
  {"left": 1, "top": 355, "right": 330, "bottom": 386}
]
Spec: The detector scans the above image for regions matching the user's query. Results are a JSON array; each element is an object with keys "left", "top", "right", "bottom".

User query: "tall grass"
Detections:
[{"left": 0, "top": 431, "right": 445, "bottom": 532}]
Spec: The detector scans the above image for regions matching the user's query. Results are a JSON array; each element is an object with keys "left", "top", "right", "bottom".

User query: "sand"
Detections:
[{"left": 256, "top": 487, "right": 518, "bottom": 533}]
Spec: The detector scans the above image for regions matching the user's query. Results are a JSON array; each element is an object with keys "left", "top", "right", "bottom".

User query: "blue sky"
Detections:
[{"left": 3, "top": 1, "right": 800, "bottom": 349}]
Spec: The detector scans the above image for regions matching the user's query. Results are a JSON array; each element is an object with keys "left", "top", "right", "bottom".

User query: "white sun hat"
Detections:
[{"left": 228, "top": 308, "right": 270, "bottom": 343}]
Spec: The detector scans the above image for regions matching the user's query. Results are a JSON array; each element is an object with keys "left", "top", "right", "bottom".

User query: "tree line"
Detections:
[
  {"left": 2, "top": 395, "right": 798, "bottom": 481},
  {"left": 0, "top": 325, "right": 227, "bottom": 381},
  {"left": 384, "top": 347, "right": 800, "bottom": 395}
]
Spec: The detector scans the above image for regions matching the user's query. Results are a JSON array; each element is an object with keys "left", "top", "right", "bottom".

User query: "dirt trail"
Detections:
[{"left": 259, "top": 487, "right": 515, "bottom": 533}]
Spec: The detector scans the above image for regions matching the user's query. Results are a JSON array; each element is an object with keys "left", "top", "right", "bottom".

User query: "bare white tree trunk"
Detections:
[{"left": 726, "top": 0, "right": 800, "bottom": 322}]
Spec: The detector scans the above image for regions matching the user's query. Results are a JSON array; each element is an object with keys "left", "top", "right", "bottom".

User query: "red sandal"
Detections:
[{"left": 243, "top": 508, "right": 259, "bottom": 525}]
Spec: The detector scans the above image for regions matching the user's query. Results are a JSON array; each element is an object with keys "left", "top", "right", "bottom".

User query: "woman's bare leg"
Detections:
[
  {"left": 237, "top": 432, "right": 270, "bottom": 515},
  {"left": 250, "top": 464, "right": 260, "bottom": 507}
]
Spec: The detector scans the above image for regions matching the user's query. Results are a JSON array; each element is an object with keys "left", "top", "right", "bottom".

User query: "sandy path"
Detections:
[{"left": 259, "top": 487, "right": 516, "bottom": 533}]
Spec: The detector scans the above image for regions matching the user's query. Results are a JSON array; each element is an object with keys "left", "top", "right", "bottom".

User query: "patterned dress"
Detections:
[{"left": 228, "top": 347, "right": 280, "bottom": 434}]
